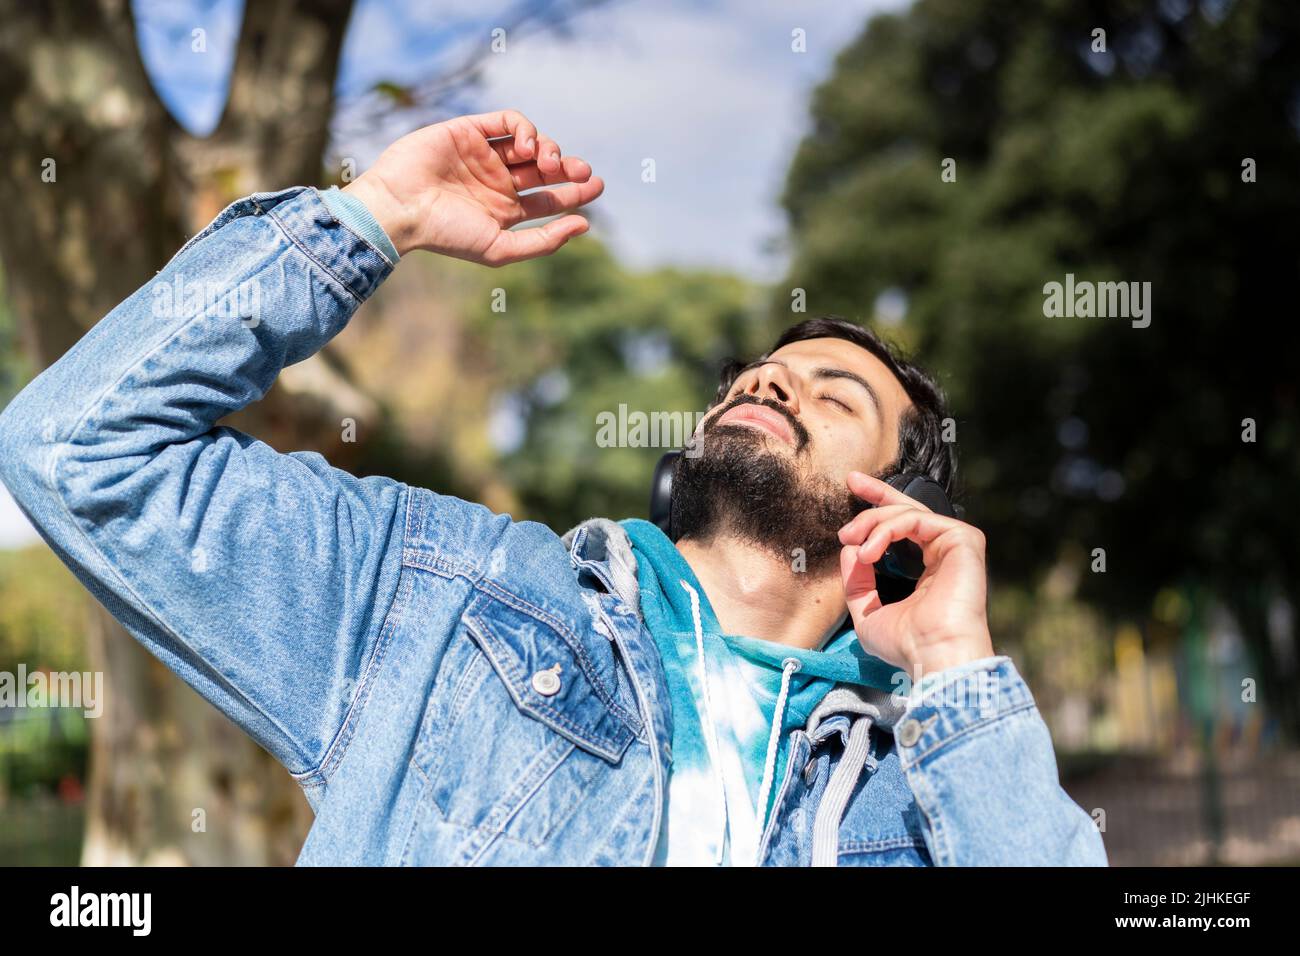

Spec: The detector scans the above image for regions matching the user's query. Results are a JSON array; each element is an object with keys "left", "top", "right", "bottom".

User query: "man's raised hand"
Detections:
[{"left": 342, "top": 110, "right": 604, "bottom": 265}]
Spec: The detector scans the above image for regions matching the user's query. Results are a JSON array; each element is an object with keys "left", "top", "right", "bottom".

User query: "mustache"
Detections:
[{"left": 703, "top": 394, "right": 811, "bottom": 451}]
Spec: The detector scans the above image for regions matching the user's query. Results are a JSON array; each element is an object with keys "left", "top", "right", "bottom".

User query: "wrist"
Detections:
[
  {"left": 342, "top": 173, "right": 419, "bottom": 257},
  {"left": 907, "top": 627, "right": 993, "bottom": 683}
]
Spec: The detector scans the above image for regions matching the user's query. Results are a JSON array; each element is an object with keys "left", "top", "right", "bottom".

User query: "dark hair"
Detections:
[{"left": 712, "top": 316, "right": 957, "bottom": 495}]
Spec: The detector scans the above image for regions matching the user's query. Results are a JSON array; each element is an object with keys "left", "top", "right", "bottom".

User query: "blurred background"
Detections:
[{"left": 0, "top": 0, "right": 1297, "bottom": 866}]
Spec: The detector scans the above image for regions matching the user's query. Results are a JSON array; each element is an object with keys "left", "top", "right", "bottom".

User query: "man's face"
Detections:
[{"left": 671, "top": 336, "right": 913, "bottom": 569}]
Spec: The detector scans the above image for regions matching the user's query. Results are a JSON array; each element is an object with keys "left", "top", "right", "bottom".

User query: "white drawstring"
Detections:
[
  {"left": 755, "top": 656, "right": 800, "bottom": 863},
  {"left": 810, "top": 714, "right": 874, "bottom": 866},
  {"left": 680, "top": 580, "right": 729, "bottom": 865}
]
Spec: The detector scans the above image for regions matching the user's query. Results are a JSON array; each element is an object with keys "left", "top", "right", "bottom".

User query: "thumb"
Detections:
[
  {"left": 840, "top": 544, "right": 883, "bottom": 635},
  {"left": 482, "top": 214, "right": 589, "bottom": 266}
]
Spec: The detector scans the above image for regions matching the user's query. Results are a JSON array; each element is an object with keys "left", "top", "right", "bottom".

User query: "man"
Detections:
[{"left": 0, "top": 110, "right": 1106, "bottom": 866}]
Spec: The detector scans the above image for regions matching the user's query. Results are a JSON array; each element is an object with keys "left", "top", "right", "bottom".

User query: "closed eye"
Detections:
[{"left": 818, "top": 394, "right": 853, "bottom": 412}]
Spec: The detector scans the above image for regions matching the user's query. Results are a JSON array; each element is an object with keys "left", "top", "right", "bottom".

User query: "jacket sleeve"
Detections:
[
  {"left": 0, "top": 186, "right": 412, "bottom": 785},
  {"left": 898, "top": 656, "right": 1109, "bottom": 865}
]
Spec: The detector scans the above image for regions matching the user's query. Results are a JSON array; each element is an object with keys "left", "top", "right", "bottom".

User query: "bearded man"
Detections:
[{"left": 0, "top": 110, "right": 1106, "bottom": 867}]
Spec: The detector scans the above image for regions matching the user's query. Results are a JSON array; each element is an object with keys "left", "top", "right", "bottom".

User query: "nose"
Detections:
[{"left": 746, "top": 363, "right": 800, "bottom": 415}]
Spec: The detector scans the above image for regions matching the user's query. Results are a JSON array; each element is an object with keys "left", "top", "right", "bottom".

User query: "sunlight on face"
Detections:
[{"left": 705, "top": 337, "right": 912, "bottom": 486}]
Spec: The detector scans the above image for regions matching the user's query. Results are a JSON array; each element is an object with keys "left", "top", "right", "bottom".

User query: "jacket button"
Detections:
[
  {"left": 897, "top": 718, "right": 923, "bottom": 747},
  {"left": 531, "top": 664, "right": 563, "bottom": 697}
]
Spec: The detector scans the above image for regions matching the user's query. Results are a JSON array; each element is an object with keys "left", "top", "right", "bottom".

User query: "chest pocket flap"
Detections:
[{"left": 463, "top": 587, "right": 639, "bottom": 764}]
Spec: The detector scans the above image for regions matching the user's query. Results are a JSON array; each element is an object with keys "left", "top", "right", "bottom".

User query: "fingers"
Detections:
[
  {"left": 474, "top": 112, "right": 589, "bottom": 188},
  {"left": 466, "top": 109, "right": 538, "bottom": 159},
  {"left": 839, "top": 503, "right": 953, "bottom": 556},
  {"left": 489, "top": 137, "right": 536, "bottom": 166},
  {"left": 853, "top": 510, "right": 945, "bottom": 566},
  {"left": 516, "top": 177, "right": 605, "bottom": 222},
  {"left": 839, "top": 502, "right": 922, "bottom": 546},
  {"left": 532, "top": 135, "right": 564, "bottom": 175},
  {"left": 461, "top": 110, "right": 598, "bottom": 264},
  {"left": 481, "top": 214, "right": 590, "bottom": 267},
  {"left": 846, "top": 471, "right": 932, "bottom": 511},
  {"left": 489, "top": 130, "right": 574, "bottom": 178},
  {"left": 841, "top": 505, "right": 984, "bottom": 569},
  {"left": 490, "top": 135, "right": 570, "bottom": 172},
  {"left": 839, "top": 470, "right": 945, "bottom": 558},
  {"left": 506, "top": 156, "right": 593, "bottom": 192}
]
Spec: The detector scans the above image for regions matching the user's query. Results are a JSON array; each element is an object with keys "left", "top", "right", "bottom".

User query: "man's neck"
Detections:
[{"left": 674, "top": 534, "right": 848, "bottom": 650}]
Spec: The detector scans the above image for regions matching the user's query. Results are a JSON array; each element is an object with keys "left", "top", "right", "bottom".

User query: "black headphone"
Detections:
[{"left": 648, "top": 450, "right": 957, "bottom": 594}]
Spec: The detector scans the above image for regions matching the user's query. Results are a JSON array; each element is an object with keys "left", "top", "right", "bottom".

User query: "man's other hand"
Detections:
[{"left": 837, "top": 471, "right": 994, "bottom": 682}]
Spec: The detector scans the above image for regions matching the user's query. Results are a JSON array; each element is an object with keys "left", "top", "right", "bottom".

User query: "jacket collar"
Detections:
[
  {"left": 561, "top": 517, "right": 643, "bottom": 612},
  {"left": 561, "top": 517, "right": 906, "bottom": 732}
]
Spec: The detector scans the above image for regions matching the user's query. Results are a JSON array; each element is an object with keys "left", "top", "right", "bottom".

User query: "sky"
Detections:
[
  {"left": 0, "top": 0, "right": 908, "bottom": 549},
  {"left": 129, "top": 0, "right": 907, "bottom": 277}
]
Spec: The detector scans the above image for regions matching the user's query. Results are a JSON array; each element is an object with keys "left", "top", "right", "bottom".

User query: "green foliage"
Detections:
[
  {"left": 0, "top": 546, "right": 90, "bottom": 834},
  {"left": 0, "top": 546, "right": 89, "bottom": 676},
  {"left": 780, "top": 0, "right": 1300, "bottom": 733},
  {"left": 371, "top": 81, "right": 417, "bottom": 109},
  {"left": 0, "top": 792, "right": 84, "bottom": 865},
  {"left": 458, "top": 237, "right": 768, "bottom": 531},
  {"left": 774, "top": 0, "right": 1300, "bottom": 598}
]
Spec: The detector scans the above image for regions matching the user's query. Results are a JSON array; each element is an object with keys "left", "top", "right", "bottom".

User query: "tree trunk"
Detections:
[{"left": 0, "top": 0, "right": 358, "bottom": 865}]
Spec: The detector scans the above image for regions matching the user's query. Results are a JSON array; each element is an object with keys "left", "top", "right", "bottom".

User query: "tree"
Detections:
[
  {"left": 0, "top": 0, "right": 600, "bottom": 864},
  {"left": 779, "top": 0, "right": 1300, "bottom": 738}
]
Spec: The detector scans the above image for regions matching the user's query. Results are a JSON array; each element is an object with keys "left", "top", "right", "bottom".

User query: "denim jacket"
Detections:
[{"left": 0, "top": 186, "right": 1108, "bottom": 866}]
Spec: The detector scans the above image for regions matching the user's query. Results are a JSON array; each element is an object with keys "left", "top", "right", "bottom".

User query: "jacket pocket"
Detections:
[
  {"left": 464, "top": 586, "right": 640, "bottom": 760},
  {"left": 409, "top": 585, "right": 639, "bottom": 858}
]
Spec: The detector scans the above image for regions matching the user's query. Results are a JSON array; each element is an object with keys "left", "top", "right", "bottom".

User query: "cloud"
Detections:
[{"left": 468, "top": 0, "right": 908, "bottom": 278}]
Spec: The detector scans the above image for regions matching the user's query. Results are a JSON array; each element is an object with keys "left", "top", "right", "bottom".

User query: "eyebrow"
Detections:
[{"left": 741, "top": 359, "right": 884, "bottom": 420}]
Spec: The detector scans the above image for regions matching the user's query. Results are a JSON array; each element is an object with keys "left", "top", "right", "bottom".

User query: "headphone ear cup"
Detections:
[
  {"left": 649, "top": 450, "right": 680, "bottom": 535},
  {"left": 886, "top": 474, "right": 956, "bottom": 518},
  {"left": 874, "top": 474, "right": 956, "bottom": 585}
]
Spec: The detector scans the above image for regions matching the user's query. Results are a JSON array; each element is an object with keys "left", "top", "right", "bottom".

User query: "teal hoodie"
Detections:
[{"left": 620, "top": 519, "right": 898, "bottom": 866}]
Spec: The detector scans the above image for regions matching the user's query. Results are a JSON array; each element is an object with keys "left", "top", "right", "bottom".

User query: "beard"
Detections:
[{"left": 669, "top": 395, "right": 869, "bottom": 574}]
